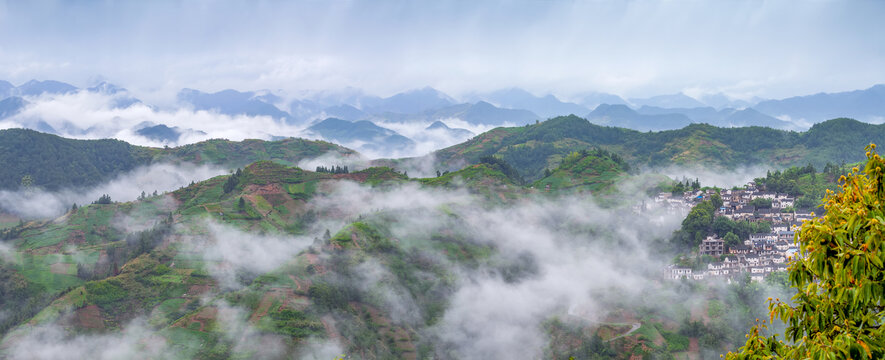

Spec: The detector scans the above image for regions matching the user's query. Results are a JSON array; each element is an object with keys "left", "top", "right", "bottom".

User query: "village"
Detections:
[{"left": 656, "top": 182, "right": 815, "bottom": 282}]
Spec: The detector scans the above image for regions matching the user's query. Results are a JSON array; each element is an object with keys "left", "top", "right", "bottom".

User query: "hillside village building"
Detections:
[{"left": 664, "top": 182, "right": 803, "bottom": 282}]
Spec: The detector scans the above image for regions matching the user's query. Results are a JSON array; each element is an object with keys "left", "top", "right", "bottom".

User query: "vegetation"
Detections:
[
  {"left": 435, "top": 116, "right": 885, "bottom": 181},
  {"left": 532, "top": 148, "right": 628, "bottom": 192},
  {"left": 0, "top": 129, "right": 355, "bottom": 190},
  {"left": 3, "top": 126, "right": 879, "bottom": 358},
  {"left": 753, "top": 162, "right": 853, "bottom": 210},
  {"left": 727, "top": 145, "right": 885, "bottom": 359},
  {"left": 672, "top": 199, "right": 771, "bottom": 250}
]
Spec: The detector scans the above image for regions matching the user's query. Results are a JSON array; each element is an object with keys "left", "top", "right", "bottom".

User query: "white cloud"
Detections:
[{"left": 0, "top": 162, "right": 225, "bottom": 218}]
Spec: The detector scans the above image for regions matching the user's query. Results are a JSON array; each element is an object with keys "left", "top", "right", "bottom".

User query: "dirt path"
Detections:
[
  {"left": 321, "top": 315, "right": 341, "bottom": 340},
  {"left": 605, "top": 322, "right": 641, "bottom": 342},
  {"left": 567, "top": 305, "right": 641, "bottom": 342},
  {"left": 289, "top": 275, "right": 303, "bottom": 292}
]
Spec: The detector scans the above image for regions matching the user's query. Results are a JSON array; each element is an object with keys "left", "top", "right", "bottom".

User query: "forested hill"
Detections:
[
  {"left": 0, "top": 129, "right": 356, "bottom": 191},
  {"left": 433, "top": 116, "right": 885, "bottom": 181},
  {"left": 0, "top": 129, "right": 151, "bottom": 191}
]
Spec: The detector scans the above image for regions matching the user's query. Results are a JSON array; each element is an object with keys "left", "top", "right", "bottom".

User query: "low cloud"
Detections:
[
  {"left": 654, "top": 164, "right": 770, "bottom": 189},
  {"left": 302, "top": 179, "right": 688, "bottom": 358},
  {"left": 2, "top": 318, "right": 170, "bottom": 360},
  {"left": 196, "top": 221, "right": 315, "bottom": 290},
  {"left": 0, "top": 162, "right": 225, "bottom": 218},
  {"left": 2, "top": 91, "right": 503, "bottom": 160}
]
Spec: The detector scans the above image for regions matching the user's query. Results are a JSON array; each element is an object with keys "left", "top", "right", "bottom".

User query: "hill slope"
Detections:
[
  {"left": 0, "top": 129, "right": 357, "bottom": 191},
  {"left": 433, "top": 115, "right": 885, "bottom": 181}
]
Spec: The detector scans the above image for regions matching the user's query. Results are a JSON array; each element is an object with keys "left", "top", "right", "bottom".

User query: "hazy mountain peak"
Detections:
[
  {"left": 0, "top": 80, "right": 14, "bottom": 98},
  {"left": 629, "top": 92, "right": 704, "bottom": 109},
  {"left": 87, "top": 81, "right": 128, "bottom": 95},
  {"left": 17, "top": 79, "right": 78, "bottom": 96}
]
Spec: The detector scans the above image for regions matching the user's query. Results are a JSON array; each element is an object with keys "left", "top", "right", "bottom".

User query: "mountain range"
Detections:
[{"left": 4, "top": 79, "right": 885, "bottom": 150}]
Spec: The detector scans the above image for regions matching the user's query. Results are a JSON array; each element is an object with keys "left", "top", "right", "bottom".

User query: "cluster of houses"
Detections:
[{"left": 661, "top": 182, "right": 813, "bottom": 282}]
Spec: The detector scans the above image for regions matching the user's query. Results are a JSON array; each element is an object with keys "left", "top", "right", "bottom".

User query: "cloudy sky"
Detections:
[{"left": 1, "top": 0, "right": 883, "bottom": 101}]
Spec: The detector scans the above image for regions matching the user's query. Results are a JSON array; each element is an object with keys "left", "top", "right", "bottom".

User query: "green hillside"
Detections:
[
  {"left": 0, "top": 155, "right": 801, "bottom": 359},
  {"left": 532, "top": 148, "right": 629, "bottom": 193},
  {"left": 0, "top": 129, "right": 356, "bottom": 191},
  {"left": 433, "top": 116, "right": 885, "bottom": 181},
  {"left": 0, "top": 129, "right": 152, "bottom": 191}
]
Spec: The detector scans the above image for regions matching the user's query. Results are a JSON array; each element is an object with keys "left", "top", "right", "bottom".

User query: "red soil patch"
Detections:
[
  {"left": 303, "top": 253, "right": 325, "bottom": 275},
  {"left": 335, "top": 172, "right": 370, "bottom": 182},
  {"left": 687, "top": 337, "right": 700, "bottom": 360},
  {"left": 187, "top": 284, "right": 211, "bottom": 297},
  {"left": 49, "top": 262, "right": 70, "bottom": 275},
  {"left": 263, "top": 193, "right": 291, "bottom": 207},
  {"left": 188, "top": 307, "right": 218, "bottom": 332},
  {"left": 289, "top": 275, "right": 312, "bottom": 294},
  {"left": 249, "top": 292, "right": 277, "bottom": 323},
  {"left": 66, "top": 230, "right": 86, "bottom": 246},
  {"left": 74, "top": 305, "right": 104, "bottom": 330},
  {"left": 244, "top": 183, "right": 286, "bottom": 196},
  {"left": 321, "top": 315, "right": 341, "bottom": 340},
  {"left": 351, "top": 232, "right": 363, "bottom": 249}
]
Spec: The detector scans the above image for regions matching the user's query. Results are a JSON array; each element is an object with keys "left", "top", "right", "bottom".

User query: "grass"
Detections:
[{"left": 14, "top": 253, "right": 84, "bottom": 293}]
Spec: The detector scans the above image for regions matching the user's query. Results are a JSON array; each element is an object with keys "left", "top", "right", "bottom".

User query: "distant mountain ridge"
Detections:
[
  {"left": 306, "top": 118, "right": 415, "bottom": 153},
  {"left": 754, "top": 84, "right": 885, "bottom": 124},
  {"left": 3, "top": 78, "right": 885, "bottom": 139}
]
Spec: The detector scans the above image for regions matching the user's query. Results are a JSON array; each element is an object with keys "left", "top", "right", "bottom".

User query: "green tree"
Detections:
[
  {"left": 711, "top": 192, "right": 723, "bottom": 209},
  {"left": 20, "top": 175, "right": 33, "bottom": 192},
  {"left": 681, "top": 200, "right": 715, "bottom": 246},
  {"left": 727, "top": 144, "right": 885, "bottom": 359},
  {"left": 749, "top": 197, "right": 772, "bottom": 210},
  {"left": 722, "top": 231, "right": 740, "bottom": 248}
]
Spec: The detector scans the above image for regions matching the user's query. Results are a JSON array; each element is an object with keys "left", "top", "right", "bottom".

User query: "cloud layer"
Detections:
[{"left": 0, "top": 162, "right": 225, "bottom": 218}]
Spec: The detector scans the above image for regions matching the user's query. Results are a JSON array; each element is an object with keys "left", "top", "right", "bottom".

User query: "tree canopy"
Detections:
[{"left": 727, "top": 144, "right": 885, "bottom": 359}]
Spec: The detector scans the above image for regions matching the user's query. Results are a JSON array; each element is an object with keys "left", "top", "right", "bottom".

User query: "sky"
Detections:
[{"left": 0, "top": 0, "right": 883, "bottom": 102}]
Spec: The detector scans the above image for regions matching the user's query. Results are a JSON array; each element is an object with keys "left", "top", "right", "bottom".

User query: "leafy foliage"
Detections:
[{"left": 727, "top": 144, "right": 885, "bottom": 359}]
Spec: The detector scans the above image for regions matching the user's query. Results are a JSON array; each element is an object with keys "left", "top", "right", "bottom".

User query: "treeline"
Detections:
[
  {"left": 479, "top": 155, "right": 525, "bottom": 185},
  {"left": 669, "top": 177, "right": 702, "bottom": 195},
  {"left": 222, "top": 168, "right": 243, "bottom": 193},
  {"left": 76, "top": 213, "right": 174, "bottom": 281},
  {"left": 315, "top": 165, "right": 349, "bottom": 174},
  {"left": 753, "top": 162, "right": 850, "bottom": 209}
]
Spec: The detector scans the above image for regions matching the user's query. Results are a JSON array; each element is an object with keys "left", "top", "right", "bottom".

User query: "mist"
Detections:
[
  {"left": 196, "top": 221, "right": 315, "bottom": 290},
  {"left": 654, "top": 164, "right": 771, "bottom": 189},
  {"left": 2, "top": 319, "right": 170, "bottom": 360},
  {"left": 0, "top": 162, "right": 226, "bottom": 218},
  {"left": 0, "top": 91, "right": 492, "bottom": 160},
  {"left": 0, "top": 166, "right": 793, "bottom": 357}
]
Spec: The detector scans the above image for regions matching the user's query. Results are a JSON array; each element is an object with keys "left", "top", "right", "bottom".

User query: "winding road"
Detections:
[
  {"left": 567, "top": 304, "right": 642, "bottom": 342},
  {"left": 605, "top": 322, "right": 642, "bottom": 342}
]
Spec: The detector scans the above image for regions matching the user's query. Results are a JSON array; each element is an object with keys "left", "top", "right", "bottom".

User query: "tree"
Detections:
[
  {"left": 93, "top": 194, "right": 112, "bottom": 205},
  {"left": 681, "top": 200, "right": 715, "bottom": 246},
  {"left": 722, "top": 232, "right": 740, "bottom": 248},
  {"left": 711, "top": 192, "right": 723, "bottom": 209},
  {"left": 20, "top": 175, "right": 33, "bottom": 192},
  {"left": 749, "top": 197, "right": 772, "bottom": 210},
  {"left": 727, "top": 144, "right": 885, "bottom": 359}
]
